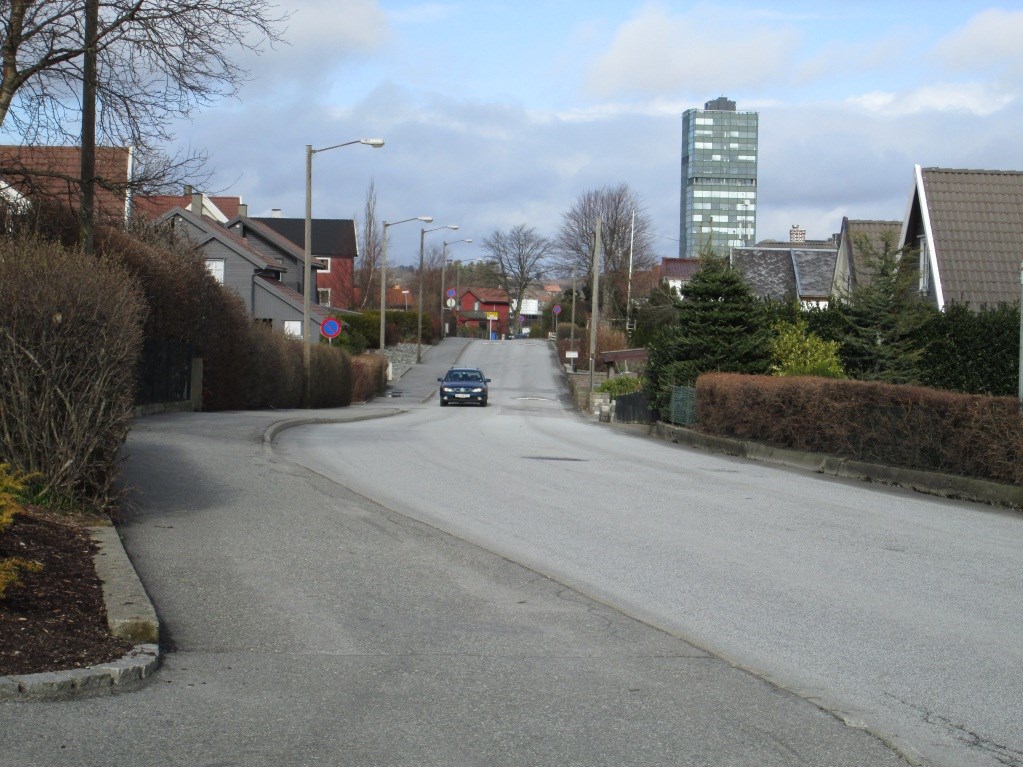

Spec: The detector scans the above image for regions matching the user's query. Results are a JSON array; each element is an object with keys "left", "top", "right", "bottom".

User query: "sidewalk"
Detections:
[{"left": 383, "top": 336, "right": 473, "bottom": 403}]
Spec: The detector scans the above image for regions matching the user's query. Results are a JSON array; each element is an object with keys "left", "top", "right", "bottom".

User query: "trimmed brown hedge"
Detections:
[
  {"left": 696, "top": 373, "right": 1022, "bottom": 486},
  {"left": 350, "top": 354, "right": 388, "bottom": 403}
]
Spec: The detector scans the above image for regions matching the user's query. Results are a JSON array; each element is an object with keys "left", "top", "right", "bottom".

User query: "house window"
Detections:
[
  {"left": 316, "top": 257, "right": 330, "bottom": 273},
  {"left": 205, "top": 259, "right": 225, "bottom": 284},
  {"left": 474, "top": 300, "right": 480, "bottom": 311},
  {"left": 284, "top": 320, "right": 302, "bottom": 338},
  {"left": 317, "top": 288, "right": 331, "bottom": 305}
]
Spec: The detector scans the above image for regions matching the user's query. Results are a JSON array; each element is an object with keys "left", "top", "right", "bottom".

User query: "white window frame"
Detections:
[
  {"left": 205, "top": 259, "right": 225, "bottom": 284},
  {"left": 283, "top": 320, "right": 302, "bottom": 338}
]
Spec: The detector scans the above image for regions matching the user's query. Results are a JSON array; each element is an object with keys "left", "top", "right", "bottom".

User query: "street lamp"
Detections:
[
  {"left": 401, "top": 289, "right": 410, "bottom": 310},
  {"left": 380, "top": 216, "right": 433, "bottom": 353},
  {"left": 417, "top": 224, "right": 459, "bottom": 363},
  {"left": 440, "top": 239, "right": 472, "bottom": 339},
  {"left": 304, "top": 137, "right": 383, "bottom": 408}
]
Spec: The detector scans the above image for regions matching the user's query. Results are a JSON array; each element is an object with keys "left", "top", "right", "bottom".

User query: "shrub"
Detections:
[
  {"left": 596, "top": 376, "right": 642, "bottom": 397},
  {"left": 0, "top": 234, "right": 145, "bottom": 512},
  {"left": 0, "top": 463, "right": 43, "bottom": 599},
  {"left": 350, "top": 353, "right": 388, "bottom": 402},
  {"left": 770, "top": 320, "right": 844, "bottom": 378},
  {"left": 916, "top": 303, "right": 1019, "bottom": 396},
  {"left": 246, "top": 323, "right": 303, "bottom": 409},
  {"left": 696, "top": 373, "right": 1022, "bottom": 485},
  {"left": 309, "top": 344, "right": 352, "bottom": 408}
]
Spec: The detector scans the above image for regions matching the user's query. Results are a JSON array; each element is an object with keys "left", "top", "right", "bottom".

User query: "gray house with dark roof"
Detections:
[
  {"left": 162, "top": 207, "right": 330, "bottom": 336},
  {"left": 900, "top": 165, "right": 1023, "bottom": 310},
  {"left": 730, "top": 245, "right": 837, "bottom": 307}
]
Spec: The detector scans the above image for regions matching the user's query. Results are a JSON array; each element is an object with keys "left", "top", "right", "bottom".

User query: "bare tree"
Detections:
[
  {"left": 553, "top": 183, "right": 657, "bottom": 320},
  {"left": 353, "top": 179, "right": 382, "bottom": 308},
  {"left": 481, "top": 224, "right": 552, "bottom": 335},
  {"left": 0, "top": 0, "right": 285, "bottom": 185}
]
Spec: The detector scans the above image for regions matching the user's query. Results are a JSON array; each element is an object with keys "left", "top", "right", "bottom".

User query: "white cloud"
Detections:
[
  {"left": 846, "top": 84, "right": 1016, "bottom": 116},
  {"left": 936, "top": 8, "right": 1023, "bottom": 79},
  {"left": 587, "top": 3, "right": 800, "bottom": 97}
]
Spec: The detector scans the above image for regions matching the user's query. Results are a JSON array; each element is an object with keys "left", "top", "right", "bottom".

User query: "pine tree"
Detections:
[{"left": 645, "top": 256, "right": 771, "bottom": 412}]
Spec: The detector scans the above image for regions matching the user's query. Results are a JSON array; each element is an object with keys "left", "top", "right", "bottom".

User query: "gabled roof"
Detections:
[
  {"left": 251, "top": 216, "right": 358, "bottom": 259},
  {"left": 731, "top": 246, "right": 837, "bottom": 301},
  {"left": 134, "top": 193, "right": 241, "bottom": 222},
  {"left": 161, "top": 207, "right": 286, "bottom": 273},
  {"left": 461, "top": 287, "right": 510, "bottom": 304},
  {"left": 0, "top": 144, "right": 131, "bottom": 220},
  {"left": 227, "top": 216, "right": 315, "bottom": 267},
  {"left": 255, "top": 275, "right": 332, "bottom": 324},
  {"left": 835, "top": 218, "right": 902, "bottom": 293},
  {"left": 660, "top": 257, "right": 701, "bottom": 281},
  {"left": 902, "top": 165, "right": 1023, "bottom": 309}
]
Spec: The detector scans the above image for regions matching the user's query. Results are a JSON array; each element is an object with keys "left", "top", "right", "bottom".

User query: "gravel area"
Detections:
[{"left": 382, "top": 343, "right": 420, "bottom": 382}]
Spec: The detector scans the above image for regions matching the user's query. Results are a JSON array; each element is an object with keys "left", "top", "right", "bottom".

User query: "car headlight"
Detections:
[
  {"left": 442, "top": 387, "right": 455, "bottom": 393},
  {"left": 471, "top": 387, "right": 483, "bottom": 393}
]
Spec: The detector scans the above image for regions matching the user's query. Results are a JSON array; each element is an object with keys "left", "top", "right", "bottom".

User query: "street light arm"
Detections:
[{"left": 313, "top": 138, "right": 385, "bottom": 154}]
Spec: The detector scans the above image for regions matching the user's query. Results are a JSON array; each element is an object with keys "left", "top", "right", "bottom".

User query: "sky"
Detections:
[{"left": 162, "top": 0, "right": 1023, "bottom": 266}]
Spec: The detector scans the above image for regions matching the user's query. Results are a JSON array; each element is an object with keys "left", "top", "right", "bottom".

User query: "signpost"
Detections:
[
  {"left": 320, "top": 318, "right": 342, "bottom": 345},
  {"left": 552, "top": 304, "right": 561, "bottom": 337}
]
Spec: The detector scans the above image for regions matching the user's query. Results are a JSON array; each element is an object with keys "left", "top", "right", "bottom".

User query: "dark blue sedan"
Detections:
[{"left": 438, "top": 368, "right": 491, "bottom": 407}]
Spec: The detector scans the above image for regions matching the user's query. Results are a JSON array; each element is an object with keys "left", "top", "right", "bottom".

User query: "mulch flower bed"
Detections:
[{"left": 0, "top": 506, "right": 133, "bottom": 676}]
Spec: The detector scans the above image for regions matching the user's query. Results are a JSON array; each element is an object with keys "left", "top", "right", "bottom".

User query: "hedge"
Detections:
[{"left": 696, "top": 373, "right": 1022, "bottom": 486}]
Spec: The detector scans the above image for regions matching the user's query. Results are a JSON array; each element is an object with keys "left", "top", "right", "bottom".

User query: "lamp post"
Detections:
[
  {"left": 304, "top": 137, "right": 383, "bottom": 407},
  {"left": 379, "top": 216, "right": 433, "bottom": 353},
  {"left": 440, "top": 239, "right": 472, "bottom": 339},
  {"left": 418, "top": 224, "right": 459, "bottom": 363},
  {"left": 401, "top": 289, "right": 410, "bottom": 310}
]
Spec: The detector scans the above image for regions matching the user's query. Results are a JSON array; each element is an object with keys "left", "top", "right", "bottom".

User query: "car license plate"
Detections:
[{"left": 455, "top": 393, "right": 470, "bottom": 398}]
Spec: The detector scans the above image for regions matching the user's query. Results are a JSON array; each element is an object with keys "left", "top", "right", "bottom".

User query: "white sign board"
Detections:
[{"left": 565, "top": 351, "right": 579, "bottom": 359}]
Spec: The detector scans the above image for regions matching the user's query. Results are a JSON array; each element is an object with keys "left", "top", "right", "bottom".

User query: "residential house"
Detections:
[
  {"left": 660, "top": 257, "right": 701, "bottom": 296},
  {"left": 133, "top": 187, "right": 242, "bottom": 223},
  {"left": 161, "top": 206, "right": 330, "bottom": 337},
  {"left": 900, "top": 165, "right": 1023, "bottom": 310},
  {"left": 456, "top": 287, "right": 511, "bottom": 337},
  {"left": 730, "top": 243, "right": 837, "bottom": 307},
  {"left": 0, "top": 144, "right": 131, "bottom": 221},
  {"left": 831, "top": 218, "right": 902, "bottom": 297},
  {"left": 251, "top": 216, "right": 359, "bottom": 311}
]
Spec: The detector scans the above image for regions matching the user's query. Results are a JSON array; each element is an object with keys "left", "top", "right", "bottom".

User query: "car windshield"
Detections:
[{"left": 447, "top": 371, "right": 481, "bottom": 383}]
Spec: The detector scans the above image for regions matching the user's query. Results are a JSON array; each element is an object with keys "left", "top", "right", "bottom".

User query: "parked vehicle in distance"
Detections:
[{"left": 438, "top": 367, "right": 491, "bottom": 407}]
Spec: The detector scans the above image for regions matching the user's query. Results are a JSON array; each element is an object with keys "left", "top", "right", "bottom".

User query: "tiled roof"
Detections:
[
  {"left": 731, "top": 247, "right": 837, "bottom": 301},
  {"left": 919, "top": 167, "right": 1023, "bottom": 307},
  {"left": 837, "top": 219, "right": 901, "bottom": 292},
  {"left": 134, "top": 194, "right": 241, "bottom": 222},
  {"left": 660, "top": 257, "right": 701, "bottom": 281},
  {"left": 162, "top": 207, "right": 286, "bottom": 272},
  {"left": 256, "top": 276, "right": 331, "bottom": 323},
  {"left": 0, "top": 144, "right": 130, "bottom": 219},
  {"left": 462, "top": 287, "right": 510, "bottom": 304},
  {"left": 228, "top": 216, "right": 311, "bottom": 266},
  {"left": 252, "top": 217, "right": 358, "bottom": 258}
]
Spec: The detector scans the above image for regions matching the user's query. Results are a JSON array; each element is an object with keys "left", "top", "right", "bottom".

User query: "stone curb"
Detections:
[
  {"left": 262, "top": 407, "right": 405, "bottom": 446},
  {"left": 1, "top": 527, "right": 162, "bottom": 701},
  {"left": 652, "top": 422, "right": 1023, "bottom": 509}
]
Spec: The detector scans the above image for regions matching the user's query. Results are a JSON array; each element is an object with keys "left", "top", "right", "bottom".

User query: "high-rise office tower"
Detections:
[{"left": 679, "top": 96, "right": 758, "bottom": 258}]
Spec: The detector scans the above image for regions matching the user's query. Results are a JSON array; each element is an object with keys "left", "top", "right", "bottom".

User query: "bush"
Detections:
[
  {"left": 246, "top": 323, "right": 303, "bottom": 409},
  {"left": 350, "top": 353, "right": 388, "bottom": 402},
  {"left": 596, "top": 376, "right": 642, "bottom": 397},
  {"left": 916, "top": 303, "right": 1019, "bottom": 396},
  {"left": 309, "top": 344, "right": 352, "bottom": 408},
  {"left": 0, "top": 463, "right": 43, "bottom": 600},
  {"left": 0, "top": 234, "right": 146, "bottom": 512},
  {"left": 696, "top": 373, "right": 1022, "bottom": 485},
  {"left": 770, "top": 320, "right": 844, "bottom": 378}
]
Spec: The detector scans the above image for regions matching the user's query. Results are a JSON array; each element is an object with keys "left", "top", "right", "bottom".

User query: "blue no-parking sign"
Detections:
[{"left": 321, "top": 318, "right": 342, "bottom": 339}]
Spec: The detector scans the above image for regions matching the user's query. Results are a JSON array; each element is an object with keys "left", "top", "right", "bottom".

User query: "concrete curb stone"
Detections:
[{"left": 652, "top": 421, "right": 1023, "bottom": 510}]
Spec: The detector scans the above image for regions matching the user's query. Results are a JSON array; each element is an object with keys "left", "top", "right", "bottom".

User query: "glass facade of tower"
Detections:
[{"left": 679, "top": 96, "right": 758, "bottom": 258}]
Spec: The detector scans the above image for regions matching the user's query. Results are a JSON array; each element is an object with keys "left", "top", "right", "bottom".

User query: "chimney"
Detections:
[
  {"left": 183, "top": 184, "right": 193, "bottom": 196},
  {"left": 271, "top": 208, "right": 282, "bottom": 218},
  {"left": 238, "top": 202, "right": 248, "bottom": 218},
  {"left": 191, "top": 192, "right": 204, "bottom": 215}
]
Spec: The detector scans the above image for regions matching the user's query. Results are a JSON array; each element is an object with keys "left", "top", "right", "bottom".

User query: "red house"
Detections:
[{"left": 455, "top": 287, "right": 511, "bottom": 338}]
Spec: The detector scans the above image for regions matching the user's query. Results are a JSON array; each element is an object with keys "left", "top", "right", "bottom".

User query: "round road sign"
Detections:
[
  {"left": 552, "top": 305, "right": 562, "bottom": 315},
  {"left": 446, "top": 288, "right": 457, "bottom": 298},
  {"left": 446, "top": 298, "right": 456, "bottom": 308},
  {"left": 320, "top": 318, "right": 342, "bottom": 339}
]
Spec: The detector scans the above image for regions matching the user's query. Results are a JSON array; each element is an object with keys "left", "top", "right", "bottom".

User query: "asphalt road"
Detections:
[
  {"left": 276, "top": 338, "right": 1023, "bottom": 767},
  {"left": 1, "top": 338, "right": 914, "bottom": 767}
]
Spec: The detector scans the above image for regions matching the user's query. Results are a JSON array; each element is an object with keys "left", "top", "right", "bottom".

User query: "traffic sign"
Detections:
[
  {"left": 320, "top": 318, "right": 342, "bottom": 339},
  {"left": 552, "top": 305, "right": 562, "bottom": 315},
  {"left": 446, "top": 298, "right": 456, "bottom": 308},
  {"left": 447, "top": 288, "right": 456, "bottom": 298}
]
